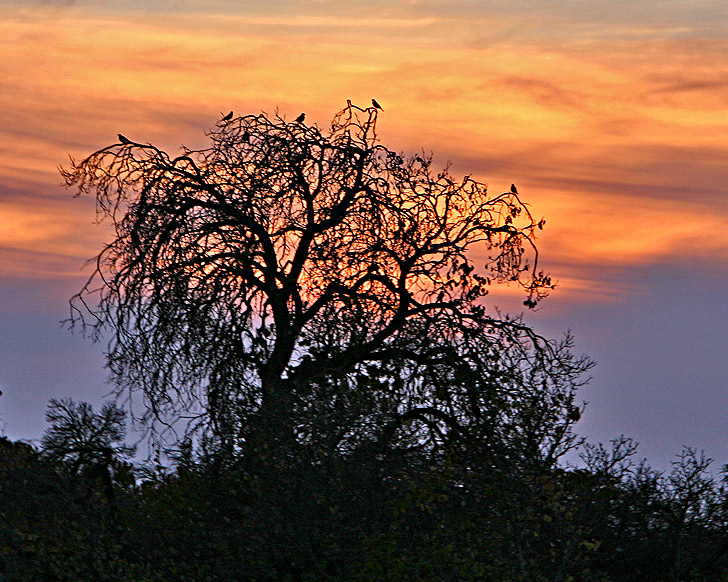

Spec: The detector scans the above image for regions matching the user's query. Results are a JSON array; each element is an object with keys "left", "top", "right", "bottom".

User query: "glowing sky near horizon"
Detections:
[{"left": 1, "top": 0, "right": 727, "bottom": 468}]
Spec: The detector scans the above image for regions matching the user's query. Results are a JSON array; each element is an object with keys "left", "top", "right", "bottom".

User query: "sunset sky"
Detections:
[{"left": 1, "top": 0, "right": 726, "bottom": 469}]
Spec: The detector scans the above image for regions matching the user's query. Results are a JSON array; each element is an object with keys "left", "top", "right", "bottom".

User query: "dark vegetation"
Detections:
[{"left": 2, "top": 102, "right": 727, "bottom": 580}]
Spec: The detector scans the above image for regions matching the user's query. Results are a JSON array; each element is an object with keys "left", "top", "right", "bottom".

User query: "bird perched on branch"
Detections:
[
  {"left": 372, "top": 98, "right": 383, "bottom": 110},
  {"left": 510, "top": 184, "right": 518, "bottom": 194},
  {"left": 294, "top": 113, "right": 305, "bottom": 123},
  {"left": 221, "top": 111, "right": 233, "bottom": 121},
  {"left": 118, "top": 134, "right": 130, "bottom": 144}
]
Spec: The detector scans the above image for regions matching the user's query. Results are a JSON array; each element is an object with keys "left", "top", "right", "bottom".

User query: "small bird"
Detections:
[
  {"left": 510, "top": 184, "right": 518, "bottom": 194},
  {"left": 242, "top": 130, "right": 250, "bottom": 143},
  {"left": 294, "top": 113, "right": 306, "bottom": 123},
  {"left": 372, "top": 98, "right": 383, "bottom": 110},
  {"left": 221, "top": 111, "right": 233, "bottom": 121},
  {"left": 568, "top": 407, "right": 581, "bottom": 422},
  {"left": 118, "top": 133, "right": 130, "bottom": 144}
]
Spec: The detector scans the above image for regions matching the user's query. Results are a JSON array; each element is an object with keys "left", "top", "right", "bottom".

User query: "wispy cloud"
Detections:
[
  {"left": 1, "top": 4, "right": 726, "bottom": 295},
  {"left": 208, "top": 14, "right": 441, "bottom": 29}
]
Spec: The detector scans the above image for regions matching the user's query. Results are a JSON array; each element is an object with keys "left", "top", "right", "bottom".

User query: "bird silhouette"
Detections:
[
  {"left": 118, "top": 133, "right": 130, "bottom": 144},
  {"left": 221, "top": 111, "right": 233, "bottom": 121},
  {"left": 372, "top": 98, "right": 383, "bottom": 110},
  {"left": 295, "top": 113, "right": 305, "bottom": 123},
  {"left": 510, "top": 184, "right": 518, "bottom": 194},
  {"left": 242, "top": 130, "right": 250, "bottom": 143}
]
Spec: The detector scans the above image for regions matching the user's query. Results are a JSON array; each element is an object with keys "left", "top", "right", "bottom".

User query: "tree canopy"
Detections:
[{"left": 62, "top": 101, "right": 587, "bottom": 466}]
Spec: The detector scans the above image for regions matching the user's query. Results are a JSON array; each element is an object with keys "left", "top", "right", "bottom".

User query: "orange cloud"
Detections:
[{"left": 1, "top": 6, "right": 726, "bottom": 298}]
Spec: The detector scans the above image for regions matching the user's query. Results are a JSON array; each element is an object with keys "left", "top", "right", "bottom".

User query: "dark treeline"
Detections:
[
  {"left": 2, "top": 102, "right": 727, "bottom": 580},
  {"left": 2, "top": 422, "right": 728, "bottom": 581}
]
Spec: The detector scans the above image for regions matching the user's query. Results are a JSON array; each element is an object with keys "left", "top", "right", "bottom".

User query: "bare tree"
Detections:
[
  {"left": 42, "top": 398, "right": 135, "bottom": 502},
  {"left": 61, "top": 101, "right": 588, "bottom": 462}
]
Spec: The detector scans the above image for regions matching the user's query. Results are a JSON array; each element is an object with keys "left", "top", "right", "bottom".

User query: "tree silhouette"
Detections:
[
  {"left": 42, "top": 399, "right": 134, "bottom": 497},
  {"left": 11, "top": 101, "right": 728, "bottom": 581},
  {"left": 62, "top": 101, "right": 587, "bottom": 465}
]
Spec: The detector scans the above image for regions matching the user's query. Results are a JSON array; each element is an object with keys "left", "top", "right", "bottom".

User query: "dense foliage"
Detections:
[
  {"left": 2, "top": 102, "right": 726, "bottom": 580},
  {"left": 3, "top": 426, "right": 728, "bottom": 581}
]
